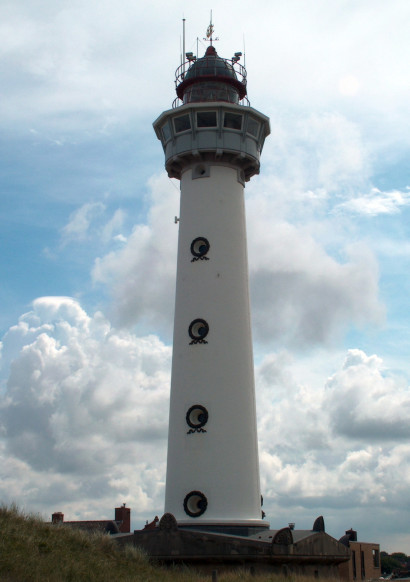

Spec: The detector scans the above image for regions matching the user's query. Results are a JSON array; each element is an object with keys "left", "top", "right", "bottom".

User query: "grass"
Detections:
[{"left": 0, "top": 505, "right": 340, "bottom": 582}]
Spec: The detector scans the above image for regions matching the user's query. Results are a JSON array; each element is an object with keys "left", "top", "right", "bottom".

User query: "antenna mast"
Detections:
[
  {"left": 243, "top": 34, "right": 246, "bottom": 68},
  {"left": 182, "top": 18, "right": 186, "bottom": 74}
]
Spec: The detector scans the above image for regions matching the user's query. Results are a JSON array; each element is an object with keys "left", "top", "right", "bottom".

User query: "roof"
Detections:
[
  {"left": 184, "top": 46, "right": 238, "bottom": 82},
  {"left": 175, "top": 46, "right": 247, "bottom": 102}
]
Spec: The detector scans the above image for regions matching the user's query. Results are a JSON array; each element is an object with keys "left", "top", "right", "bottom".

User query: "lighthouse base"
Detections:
[{"left": 114, "top": 513, "right": 350, "bottom": 577}]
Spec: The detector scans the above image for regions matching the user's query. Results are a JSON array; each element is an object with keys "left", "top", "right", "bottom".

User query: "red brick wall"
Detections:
[
  {"left": 339, "top": 542, "right": 381, "bottom": 581},
  {"left": 115, "top": 506, "right": 131, "bottom": 533}
]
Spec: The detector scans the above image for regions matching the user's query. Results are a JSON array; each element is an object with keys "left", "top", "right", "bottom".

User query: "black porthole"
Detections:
[
  {"left": 189, "top": 319, "right": 209, "bottom": 344},
  {"left": 190, "top": 237, "right": 210, "bottom": 261},
  {"left": 183, "top": 491, "right": 208, "bottom": 517},
  {"left": 186, "top": 405, "right": 208, "bottom": 433}
]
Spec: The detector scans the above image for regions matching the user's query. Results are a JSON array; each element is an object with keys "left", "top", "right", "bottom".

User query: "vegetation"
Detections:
[
  {"left": 381, "top": 551, "right": 410, "bottom": 576},
  {"left": 0, "top": 505, "right": 339, "bottom": 582}
]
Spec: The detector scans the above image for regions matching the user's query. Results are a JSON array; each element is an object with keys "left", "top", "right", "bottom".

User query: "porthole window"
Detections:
[
  {"left": 246, "top": 117, "right": 260, "bottom": 137},
  {"left": 197, "top": 111, "right": 217, "bottom": 128},
  {"left": 224, "top": 112, "right": 242, "bottom": 130},
  {"left": 161, "top": 122, "right": 171, "bottom": 141},
  {"left": 190, "top": 237, "right": 210, "bottom": 261},
  {"left": 174, "top": 114, "right": 191, "bottom": 133},
  {"left": 183, "top": 491, "right": 208, "bottom": 517},
  {"left": 186, "top": 405, "right": 208, "bottom": 430},
  {"left": 189, "top": 319, "right": 209, "bottom": 344}
]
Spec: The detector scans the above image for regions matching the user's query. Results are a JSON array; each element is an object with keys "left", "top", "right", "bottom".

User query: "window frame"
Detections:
[
  {"left": 173, "top": 113, "right": 192, "bottom": 134},
  {"left": 196, "top": 110, "right": 218, "bottom": 129},
  {"left": 223, "top": 111, "right": 243, "bottom": 131}
]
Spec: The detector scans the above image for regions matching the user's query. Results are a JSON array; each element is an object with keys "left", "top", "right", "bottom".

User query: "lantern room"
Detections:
[{"left": 175, "top": 45, "right": 247, "bottom": 105}]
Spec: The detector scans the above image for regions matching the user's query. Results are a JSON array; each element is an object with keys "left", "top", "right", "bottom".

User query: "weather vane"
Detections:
[{"left": 204, "top": 10, "right": 219, "bottom": 46}]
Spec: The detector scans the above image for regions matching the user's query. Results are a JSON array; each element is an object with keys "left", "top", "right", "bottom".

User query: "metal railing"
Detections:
[
  {"left": 174, "top": 57, "right": 247, "bottom": 88},
  {"left": 172, "top": 57, "right": 250, "bottom": 109}
]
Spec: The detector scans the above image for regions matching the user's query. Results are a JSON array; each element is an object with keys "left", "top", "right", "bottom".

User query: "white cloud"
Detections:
[
  {"left": 325, "top": 349, "right": 410, "bottom": 440},
  {"left": 336, "top": 187, "right": 410, "bottom": 216},
  {"left": 87, "top": 112, "right": 382, "bottom": 349},
  {"left": 101, "top": 208, "right": 125, "bottom": 243},
  {"left": 0, "top": 296, "right": 171, "bottom": 524},
  {"left": 256, "top": 348, "right": 410, "bottom": 542},
  {"left": 92, "top": 174, "right": 179, "bottom": 335},
  {"left": 259, "top": 112, "right": 370, "bottom": 208},
  {"left": 61, "top": 202, "right": 105, "bottom": 243},
  {"left": 247, "top": 209, "right": 383, "bottom": 347},
  {"left": 1, "top": 0, "right": 409, "bottom": 147},
  {"left": 60, "top": 203, "right": 127, "bottom": 251},
  {"left": 2, "top": 297, "right": 410, "bottom": 545}
]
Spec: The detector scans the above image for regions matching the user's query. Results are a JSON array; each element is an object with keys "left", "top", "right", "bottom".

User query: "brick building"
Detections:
[
  {"left": 51, "top": 504, "right": 130, "bottom": 535},
  {"left": 339, "top": 528, "right": 381, "bottom": 581}
]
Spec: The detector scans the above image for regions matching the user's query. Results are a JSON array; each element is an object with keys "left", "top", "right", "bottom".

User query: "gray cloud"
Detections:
[
  {"left": 248, "top": 222, "right": 383, "bottom": 347},
  {"left": 92, "top": 174, "right": 179, "bottom": 337},
  {"left": 255, "top": 348, "right": 410, "bottom": 545},
  {"left": 325, "top": 349, "right": 410, "bottom": 440}
]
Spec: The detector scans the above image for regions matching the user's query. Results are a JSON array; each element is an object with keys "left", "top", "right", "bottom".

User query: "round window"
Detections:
[
  {"left": 190, "top": 237, "right": 210, "bottom": 259},
  {"left": 183, "top": 491, "right": 208, "bottom": 517},
  {"left": 189, "top": 319, "right": 209, "bottom": 343},
  {"left": 186, "top": 405, "right": 208, "bottom": 429}
]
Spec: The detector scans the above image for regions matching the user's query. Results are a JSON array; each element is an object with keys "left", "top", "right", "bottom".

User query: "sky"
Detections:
[{"left": 1, "top": 0, "right": 410, "bottom": 553}]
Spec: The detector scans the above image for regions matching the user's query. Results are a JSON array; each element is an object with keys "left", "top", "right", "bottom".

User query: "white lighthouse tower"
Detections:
[{"left": 153, "top": 28, "right": 270, "bottom": 533}]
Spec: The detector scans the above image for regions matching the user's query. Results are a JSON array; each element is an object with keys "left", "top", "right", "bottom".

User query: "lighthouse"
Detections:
[{"left": 153, "top": 27, "right": 270, "bottom": 533}]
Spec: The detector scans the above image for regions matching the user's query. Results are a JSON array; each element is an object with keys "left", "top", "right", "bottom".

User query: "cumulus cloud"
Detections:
[
  {"left": 256, "top": 348, "right": 410, "bottom": 539},
  {"left": 325, "top": 349, "right": 410, "bottom": 440},
  {"left": 247, "top": 212, "right": 383, "bottom": 347},
  {"left": 0, "top": 296, "right": 171, "bottom": 523},
  {"left": 2, "top": 297, "right": 410, "bottom": 542},
  {"left": 92, "top": 174, "right": 179, "bottom": 335}
]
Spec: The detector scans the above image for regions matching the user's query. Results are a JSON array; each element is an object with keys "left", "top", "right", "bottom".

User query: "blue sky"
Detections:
[{"left": 1, "top": 0, "right": 410, "bottom": 552}]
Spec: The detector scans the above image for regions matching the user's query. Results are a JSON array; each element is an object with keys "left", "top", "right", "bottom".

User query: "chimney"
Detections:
[
  {"left": 346, "top": 528, "right": 357, "bottom": 542},
  {"left": 52, "top": 512, "right": 64, "bottom": 524},
  {"left": 115, "top": 504, "right": 131, "bottom": 533}
]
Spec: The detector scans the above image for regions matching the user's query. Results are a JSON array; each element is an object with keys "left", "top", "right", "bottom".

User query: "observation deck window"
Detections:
[
  {"left": 224, "top": 112, "right": 242, "bottom": 130},
  {"left": 174, "top": 114, "right": 191, "bottom": 133},
  {"left": 246, "top": 117, "right": 260, "bottom": 138},
  {"left": 161, "top": 121, "right": 171, "bottom": 142},
  {"left": 197, "top": 111, "right": 217, "bottom": 128}
]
